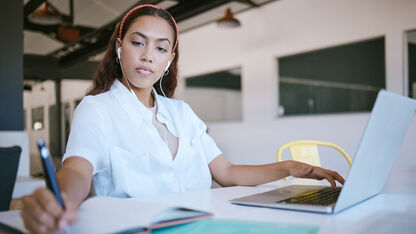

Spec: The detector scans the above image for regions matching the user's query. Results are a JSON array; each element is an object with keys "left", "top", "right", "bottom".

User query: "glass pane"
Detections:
[
  {"left": 278, "top": 37, "right": 385, "bottom": 116},
  {"left": 408, "top": 30, "right": 416, "bottom": 98},
  {"left": 184, "top": 67, "right": 242, "bottom": 122}
]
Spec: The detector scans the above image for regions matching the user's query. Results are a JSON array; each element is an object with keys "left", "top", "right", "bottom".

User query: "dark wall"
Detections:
[{"left": 0, "top": 1, "right": 23, "bottom": 130}]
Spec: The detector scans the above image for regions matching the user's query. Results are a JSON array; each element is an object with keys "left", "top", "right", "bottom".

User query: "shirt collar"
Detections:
[
  {"left": 110, "top": 79, "right": 150, "bottom": 129},
  {"left": 110, "top": 79, "right": 171, "bottom": 125}
]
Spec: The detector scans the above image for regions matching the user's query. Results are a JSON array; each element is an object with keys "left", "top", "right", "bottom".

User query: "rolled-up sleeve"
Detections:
[
  {"left": 199, "top": 132, "right": 222, "bottom": 163},
  {"left": 184, "top": 103, "right": 222, "bottom": 163},
  {"left": 63, "top": 97, "right": 108, "bottom": 175}
]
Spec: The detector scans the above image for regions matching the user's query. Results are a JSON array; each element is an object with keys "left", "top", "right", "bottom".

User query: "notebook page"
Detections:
[{"left": 69, "top": 197, "right": 181, "bottom": 234}]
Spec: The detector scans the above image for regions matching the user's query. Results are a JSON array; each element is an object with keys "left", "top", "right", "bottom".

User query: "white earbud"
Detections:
[
  {"left": 118, "top": 47, "right": 135, "bottom": 94},
  {"left": 164, "top": 60, "right": 171, "bottom": 72},
  {"left": 159, "top": 60, "right": 171, "bottom": 98}
]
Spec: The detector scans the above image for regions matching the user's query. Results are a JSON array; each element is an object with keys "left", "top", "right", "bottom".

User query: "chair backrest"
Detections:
[
  {"left": 277, "top": 140, "right": 352, "bottom": 180},
  {"left": 0, "top": 146, "right": 21, "bottom": 211}
]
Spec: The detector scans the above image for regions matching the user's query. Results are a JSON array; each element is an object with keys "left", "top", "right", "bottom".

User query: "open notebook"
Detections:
[{"left": 68, "top": 196, "right": 213, "bottom": 234}]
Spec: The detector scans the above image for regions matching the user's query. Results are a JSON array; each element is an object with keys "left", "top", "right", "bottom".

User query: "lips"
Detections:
[{"left": 136, "top": 66, "right": 153, "bottom": 76}]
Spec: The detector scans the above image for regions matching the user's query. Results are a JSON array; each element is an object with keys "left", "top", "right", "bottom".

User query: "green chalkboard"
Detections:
[
  {"left": 279, "top": 37, "right": 385, "bottom": 116},
  {"left": 186, "top": 70, "right": 241, "bottom": 91}
]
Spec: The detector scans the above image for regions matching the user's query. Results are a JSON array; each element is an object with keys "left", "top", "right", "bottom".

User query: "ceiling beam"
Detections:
[
  {"left": 49, "top": 0, "right": 163, "bottom": 66},
  {"left": 24, "top": 54, "right": 59, "bottom": 80},
  {"left": 59, "top": 60, "right": 100, "bottom": 80},
  {"left": 235, "top": 0, "right": 259, "bottom": 7},
  {"left": 24, "top": 20, "right": 94, "bottom": 37},
  {"left": 168, "top": 0, "right": 231, "bottom": 22},
  {"left": 24, "top": 54, "right": 99, "bottom": 81},
  {"left": 23, "top": 0, "right": 95, "bottom": 43},
  {"left": 23, "top": 0, "right": 44, "bottom": 18},
  {"left": 46, "top": 1, "right": 73, "bottom": 24}
]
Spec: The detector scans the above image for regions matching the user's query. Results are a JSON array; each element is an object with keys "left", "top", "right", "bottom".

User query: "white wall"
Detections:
[
  {"left": 23, "top": 80, "right": 91, "bottom": 174},
  {"left": 23, "top": 81, "right": 56, "bottom": 157},
  {"left": 178, "top": 0, "right": 416, "bottom": 174},
  {"left": 184, "top": 88, "right": 242, "bottom": 122},
  {"left": 61, "top": 80, "right": 92, "bottom": 124}
]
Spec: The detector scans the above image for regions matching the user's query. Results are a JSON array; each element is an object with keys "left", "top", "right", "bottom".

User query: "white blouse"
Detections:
[{"left": 62, "top": 79, "right": 222, "bottom": 198}]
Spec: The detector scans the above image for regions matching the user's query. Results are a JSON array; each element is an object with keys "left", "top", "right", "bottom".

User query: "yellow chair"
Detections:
[{"left": 277, "top": 140, "right": 352, "bottom": 180}]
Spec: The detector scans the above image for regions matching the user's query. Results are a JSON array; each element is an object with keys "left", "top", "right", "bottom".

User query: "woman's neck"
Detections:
[
  {"left": 134, "top": 88, "right": 154, "bottom": 108},
  {"left": 121, "top": 78, "right": 155, "bottom": 108}
]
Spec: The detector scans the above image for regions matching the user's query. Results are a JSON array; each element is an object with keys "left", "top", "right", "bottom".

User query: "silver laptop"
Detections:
[{"left": 230, "top": 90, "right": 416, "bottom": 214}]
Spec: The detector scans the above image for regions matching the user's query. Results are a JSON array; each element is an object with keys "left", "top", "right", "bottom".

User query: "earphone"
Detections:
[
  {"left": 159, "top": 60, "right": 170, "bottom": 97},
  {"left": 164, "top": 60, "right": 171, "bottom": 72},
  {"left": 117, "top": 47, "right": 170, "bottom": 98}
]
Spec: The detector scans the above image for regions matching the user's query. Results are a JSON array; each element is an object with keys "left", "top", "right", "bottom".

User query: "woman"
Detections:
[{"left": 21, "top": 5, "right": 344, "bottom": 233}]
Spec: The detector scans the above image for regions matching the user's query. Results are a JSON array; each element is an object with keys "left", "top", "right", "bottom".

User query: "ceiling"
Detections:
[{"left": 23, "top": 0, "right": 277, "bottom": 82}]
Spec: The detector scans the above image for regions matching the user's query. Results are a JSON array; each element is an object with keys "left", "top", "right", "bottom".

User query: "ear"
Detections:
[
  {"left": 169, "top": 52, "right": 176, "bottom": 64},
  {"left": 116, "top": 37, "right": 122, "bottom": 57}
]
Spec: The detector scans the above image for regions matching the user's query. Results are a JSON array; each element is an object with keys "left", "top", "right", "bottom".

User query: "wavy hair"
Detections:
[{"left": 87, "top": 6, "right": 179, "bottom": 97}]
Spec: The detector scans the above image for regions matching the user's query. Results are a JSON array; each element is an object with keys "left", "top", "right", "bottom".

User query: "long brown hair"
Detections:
[{"left": 87, "top": 6, "right": 179, "bottom": 97}]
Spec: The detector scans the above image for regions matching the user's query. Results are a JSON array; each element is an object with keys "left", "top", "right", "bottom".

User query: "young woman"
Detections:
[{"left": 21, "top": 5, "right": 344, "bottom": 233}]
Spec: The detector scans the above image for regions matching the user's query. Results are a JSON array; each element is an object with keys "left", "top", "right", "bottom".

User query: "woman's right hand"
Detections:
[
  {"left": 20, "top": 187, "right": 78, "bottom": 234},
  {"left": 286, "top": 160, "right": 345, "bottom": 188}
]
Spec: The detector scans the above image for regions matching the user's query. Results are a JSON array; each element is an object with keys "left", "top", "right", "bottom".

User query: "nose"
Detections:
[{"left": 140, "top": 45, "right": 153, "bottom": 63}]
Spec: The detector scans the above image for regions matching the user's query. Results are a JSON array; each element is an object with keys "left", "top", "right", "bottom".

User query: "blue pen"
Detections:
[{"left": 37, "top": 139, "right": 65, "bottom": 209}]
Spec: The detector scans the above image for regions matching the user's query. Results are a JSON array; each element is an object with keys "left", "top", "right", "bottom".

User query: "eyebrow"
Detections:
[{"left": 131, "top": 31, "right": 171, "bottom": 44}]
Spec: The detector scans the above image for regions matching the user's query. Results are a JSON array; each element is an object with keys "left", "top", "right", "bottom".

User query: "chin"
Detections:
[{"left": 129, "top": 79, "right": 158, "bottom": 89}]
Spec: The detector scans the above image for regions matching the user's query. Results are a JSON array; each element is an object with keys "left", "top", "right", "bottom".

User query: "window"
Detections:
[
  {"left": 278, "top": 38, "right": 385, "bottom": 116},
  {"left": 31, "top": 106, "right": 44, "bottom": 130},
  {"left": 184, "top": 67, "right": 242, "bottom": 122},
  {"left": 408, "top": 30, "right": 416, "bottom": 98}
]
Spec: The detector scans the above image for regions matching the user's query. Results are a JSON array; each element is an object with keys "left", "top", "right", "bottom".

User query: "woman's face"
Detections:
[{"left": 117, "top": 15, "right": 175, "bottom": 90}]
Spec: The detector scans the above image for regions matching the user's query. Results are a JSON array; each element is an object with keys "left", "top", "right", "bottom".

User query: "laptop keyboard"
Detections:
[{"left": 278, "top": 187, "right": 341, "bottom": 206}]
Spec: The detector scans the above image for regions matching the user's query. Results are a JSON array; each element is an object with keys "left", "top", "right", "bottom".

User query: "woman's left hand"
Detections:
[{"left": 285, "top": 160, "right": 345, "bottom": 188}]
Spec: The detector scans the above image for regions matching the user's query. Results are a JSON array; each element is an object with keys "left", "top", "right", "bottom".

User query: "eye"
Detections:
[
  {"left": 156, "top": 47, "right": 168, "bottom": 53},
  {"left": 132, "top": 41, "right": 144, "bottom": 46}
]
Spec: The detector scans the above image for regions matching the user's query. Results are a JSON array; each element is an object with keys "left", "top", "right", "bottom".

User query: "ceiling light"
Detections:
[
  {"left": 217, "top": 8, "right": 241, "bottom": 28},
  {"left": 28, "top": 2, "right": 62, "bottom": 25},
  {"left": 57, "top": 26, "right": 80, "bottom": 43}
]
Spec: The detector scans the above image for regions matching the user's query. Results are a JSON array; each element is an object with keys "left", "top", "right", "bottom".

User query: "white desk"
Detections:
[
  {"left": 145, "top": 175, "right": 416, "bottom": 234},
  {"left": 1, "top": 165, "right": 415, "bottom": 234}
]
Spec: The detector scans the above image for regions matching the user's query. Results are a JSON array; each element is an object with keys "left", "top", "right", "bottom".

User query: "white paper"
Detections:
[{"left": 68, "top": 196, "right": 191, "bottom": 234}]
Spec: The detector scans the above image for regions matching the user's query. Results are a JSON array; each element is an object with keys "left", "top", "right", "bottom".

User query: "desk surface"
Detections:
[{"left": 1, "top": 165, "right": 416, "bottom": 234}]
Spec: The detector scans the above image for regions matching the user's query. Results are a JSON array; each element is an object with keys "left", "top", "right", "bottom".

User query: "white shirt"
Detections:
[{"left": 63, "top": 79, "right": 222, "bottom": 198}]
